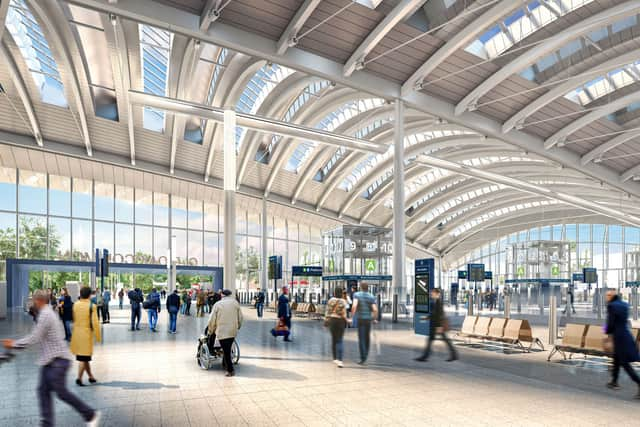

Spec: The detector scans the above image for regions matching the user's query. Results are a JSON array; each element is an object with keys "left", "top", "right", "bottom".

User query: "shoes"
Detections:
[
  {"left": 86, "top": 410, "right": 101, "bottom": 427},
  {"left": 88, "top": 378, "right": 97, "bottom": 384},
  {"left": 357, "top": 360, "right": 367, "bottom": 365},
  {"left": 446, "top": 357, "right": 458, "bottom": 362},
  {"left": 284, "top": 338, "right": 291, "bottom": 342},
  {"left": 135, "top": 327, "right": 141, "bottom": 330},
  {"left": 607, "top": 382, "right": 621, "bottom": 390},
  {"left": 76, "top": 379, "right": 84, "bottom": 386},
  {"left": 225, "top": 371, "right": 235, "bottom": 377},
  {"left": 336, "top": 361, "right": 343, "bottom": 368},
  {"left": 414, "top": 357, "right": 427, "bottom": 362},
  {"left": 130, "top": 328, "right": 135, "bottom": 331}
]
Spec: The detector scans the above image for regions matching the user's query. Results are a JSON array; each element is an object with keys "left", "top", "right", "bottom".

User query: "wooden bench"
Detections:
[
  {"left": 547, "top": 323, "right": 611, "bottom": 361},
  {"left": 458, "top": 316, "right": 543, "bottom": 352},
  {"left": 492, "top": 319, "right": 545, "bottom": 352},
  {"left": 294, "top": 303, "right": 316, "bottom": 317}
]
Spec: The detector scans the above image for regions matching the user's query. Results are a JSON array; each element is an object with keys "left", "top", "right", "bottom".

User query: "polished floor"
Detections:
[{"left": 0, "top": 303, "right": 638, "bottom": 426}]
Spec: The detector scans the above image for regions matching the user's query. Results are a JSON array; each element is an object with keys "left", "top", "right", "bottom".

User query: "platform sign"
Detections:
[
  {"left": 268, "top": 255, "right": 282, "bottom": 280},
  {"left": 414, "top": 258, "right": 434, "bottom": 336},
  {"left": 467, "top": 263, "right": 485, "bottom": 282},
  {"left": 572, "top": 273, "right": 584, "bottom": 282},
  {"left": 484, "top": 271, "right": 493, "bottom": 280},
  {"left": 457, "top": 270, "right": 467, "bottom": 280},
  {"left": 365, "top": 259, "right": 377, "bottom": 272},
  {"left": 291, "top": 266, "right": 322, "bottom": 277},
  {"left": 583, "top": 267, "right": 597, "bottom": 284}
]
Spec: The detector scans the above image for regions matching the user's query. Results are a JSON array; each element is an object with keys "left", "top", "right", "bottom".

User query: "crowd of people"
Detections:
[{"left": 3, "top": 281, "right": 640, "bottom": 427}]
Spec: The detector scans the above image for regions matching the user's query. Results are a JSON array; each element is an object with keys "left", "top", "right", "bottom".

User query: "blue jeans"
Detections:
[
  {"left": 131, "top": 305, "right": 141, "bottom": 329},
  {"left": 39, "top": 358, "right": 94, "bottom": 427},
  {"left": 168, "top": 310, "right": 177, "bottom": 333},
  {"left": 148, "top": 309, "right": 158, "bottom": 330},
  {"left": 63, "top": 320, "right": 72, "bottom": 341},
  {"left": 256, "top": 303, "right": 264, "bottom": 317},
  {"left": 357, "top": 319, "right": 372, "bottom": 362},
  {"left": 328, "top": 317, "right": 345, "bottom": 361}
]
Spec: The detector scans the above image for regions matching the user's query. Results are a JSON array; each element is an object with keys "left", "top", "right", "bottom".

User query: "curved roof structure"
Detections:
[{"left": 1, "top": 0, "right": 640, "bottom": 267}]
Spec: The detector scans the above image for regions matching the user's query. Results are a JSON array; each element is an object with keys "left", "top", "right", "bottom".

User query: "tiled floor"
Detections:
[{"left": 0, "top": 304, "right": 638, "bottom": 426}]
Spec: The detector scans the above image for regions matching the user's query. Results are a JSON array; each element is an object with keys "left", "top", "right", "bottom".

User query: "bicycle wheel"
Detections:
[{"left": 231, "top": 340, "right": 240, "bottom": 364}]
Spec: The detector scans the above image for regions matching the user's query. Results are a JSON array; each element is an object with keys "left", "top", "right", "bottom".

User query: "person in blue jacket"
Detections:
[
  {"left": 605, "top": 290, "right": 640, "bottom": 398},
  {"left": 277, "top": 286, "right": 292, "bottom": 342}
]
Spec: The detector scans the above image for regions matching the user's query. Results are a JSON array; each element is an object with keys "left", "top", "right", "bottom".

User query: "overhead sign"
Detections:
[
  {"left": 551, "top": 265, "right": 560, "bottom": 276},
  {"left": 572, "top": 273, "right": 584, "bottom": 282},
  {"left": 467, "top": 263, "right": 485, "bottom": 282},
  {"left": 484, "top": 271, "right": 493, "bottom": 280},
  {"left": 457, "top": 270, "right": 467, "bottom": 280},
  {"left": 516, "top": 266, "right": 525, "bottom": 277},
  {"left": 322, "top": 274, "right": 392, "bottom": 281},
  {"left": 365, "top": 259, "right": 377, "bottom": 272},
  {"left": 291, "top": 266, "right": 322, "bottom": 277}
]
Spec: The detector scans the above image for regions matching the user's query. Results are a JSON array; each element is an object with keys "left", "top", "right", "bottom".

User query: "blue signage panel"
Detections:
[
  {"left": 484, "top": 271, "right": 493, "bottom": 280},
  {"left": 467, "top": 263, "right": 485, "bottom": 282},
  {"left": 505, "top": 278, "right": 571, "bottom": 284},
  {"left": 458, "top": 270, "right": 467, "bottom": 280},
  {"left": 414, "top": 258, "right": 434, "bottom": 336},
  {"left": 291, "top": 266, "right": 323, "bottom": 277},
  {"left": 572, "top": 273, "right": 584, "bottom": 282},
  {"left": 322, "top": 274, "right": 392, "bottom": 281}
]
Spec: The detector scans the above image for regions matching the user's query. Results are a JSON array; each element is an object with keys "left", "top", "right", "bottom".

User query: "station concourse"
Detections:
[{"left": 0, "top": 0, "right": 639, "bottom": 426}]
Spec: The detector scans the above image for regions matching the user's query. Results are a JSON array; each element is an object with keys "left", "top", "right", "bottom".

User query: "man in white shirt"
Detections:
[
  {"left": 208, "top": 289, "right": 243, "bottom": 377},
  {"left": 3, "top": 290, "right": 100, "bottom": 427}
]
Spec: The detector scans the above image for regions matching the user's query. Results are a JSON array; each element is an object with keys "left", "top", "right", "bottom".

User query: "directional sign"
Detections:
[
  {"left": 291, "top": 266, "right": 322, "bottom": 277},
  {"left": 365, "top": 259, "right": 377, "bottom": 272},
  {"left": 551, "top": 265, "right": 560, "bottom": 276}
]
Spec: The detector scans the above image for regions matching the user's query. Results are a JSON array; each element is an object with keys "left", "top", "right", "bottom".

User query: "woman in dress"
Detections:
[
  {"left": 70, "top": 286, "right": 101, "bottom": 386},
  {"left": 325, "top": 288, "right": 348, "bottom": 368}
]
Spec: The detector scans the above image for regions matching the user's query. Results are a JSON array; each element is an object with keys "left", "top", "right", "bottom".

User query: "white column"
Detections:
[
  {"left": 392, "top": 100, "right": 405, "bottom": 322},
  {"left": 224, "top": 110, "right": 237, "bottom": 292},
  {"left": 261, "top": 197, "right": 268, "bottom": 295}
]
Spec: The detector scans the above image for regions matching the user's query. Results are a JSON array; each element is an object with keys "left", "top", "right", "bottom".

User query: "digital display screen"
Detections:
[
  {"left": 583, "top": 268, "right": 597, "bottom": 284},
  {"left": 414, "top": 273, "right": 430, "bottom": 314},
  {"left": 467, "top": 264, "right": 485, "bottom": 282}
]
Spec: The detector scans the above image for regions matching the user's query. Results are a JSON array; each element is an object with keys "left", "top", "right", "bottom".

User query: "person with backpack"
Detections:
[
  {"left": 128, "top": 288, "right": 143, "bottom": 331},
  {"left": 351, "top": 282, "right": 379, "bottom": 365},
  {"left": 145, "top": 288, "right": 161, "bottom": 332},
  {"left": 70, "top": 286, "right": 101, "bottom": 386},
  {"left": 166, "top": 289, "right": 181, "bottom": 334}
]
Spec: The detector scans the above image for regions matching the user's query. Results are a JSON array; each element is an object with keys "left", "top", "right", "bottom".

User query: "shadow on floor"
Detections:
[
  {"left": 97, "top": 381, "right": 180, "bottom": 390},
  {"left": 234, "top": 363, "right": 308, "bottom": 381}
]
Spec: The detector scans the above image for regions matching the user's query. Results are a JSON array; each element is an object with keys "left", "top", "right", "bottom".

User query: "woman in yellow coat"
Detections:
[{"left": 70, "top": 286, "right": 101, "bottom": 386}]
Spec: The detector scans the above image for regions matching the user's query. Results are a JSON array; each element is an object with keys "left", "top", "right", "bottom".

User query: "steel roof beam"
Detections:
[
  {"left": 454, "top": 1, "right": 640, "bottom": 116},
  {"left": 415, "top": 155, "right": 640, "bottom": 227},
  {"left": 344, "top": 0, "right": 426, "bottom": 77},
  {"left": 200, "top": 0, "right": 223, "bottom": 31},
  {"left": 0, "top": 0, "right": 9, "bottom": 42},
  {"left": 0, "top": 42, "right": 43, "bottom": 146},
  {"left": 546, "top": 90, "right": 640, "bottom": 149},
  {"left": 128, "top": 90, "right": 388, "bottom": 154},
  {"left": 276, "top": 0, "right": 322, "bottom": 55},
  {"left": 581, "top": 129, "right": 640, "bottom": 165},
  {"left": 503, "top": 47, "right": 640, "bottom": 133},
  {"left": 401, "top": 0, "right": 523, "bottom": 96}
]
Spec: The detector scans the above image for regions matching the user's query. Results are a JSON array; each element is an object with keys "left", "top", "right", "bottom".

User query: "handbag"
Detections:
[
  {"left": 603, "top": 335, "right": 614, "bottom": 353},
  {"left": 142, "top": 299, "right": 152, "bottom": 310}
]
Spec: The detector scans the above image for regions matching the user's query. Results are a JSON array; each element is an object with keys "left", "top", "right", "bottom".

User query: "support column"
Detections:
[
  {"left": 261, "top": 197, "right": 268, "bottom": 302},
  {"left": 392, "top": 100, "right": 405, "bottom": 323},
  {"left": 224, "top": 110, "right": 237, "bottom": 292}
]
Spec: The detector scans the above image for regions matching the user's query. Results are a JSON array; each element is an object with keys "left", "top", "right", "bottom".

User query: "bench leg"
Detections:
[
  {"left": 547, "top": 347, "right": 557, "bottom": 361},
  {"left": 534, "top": 338, "right": 545, "bottom": 351}
]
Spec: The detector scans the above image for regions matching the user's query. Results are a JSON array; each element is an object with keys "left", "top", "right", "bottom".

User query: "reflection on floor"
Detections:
[{"left": 0, "top": 304, "right": 638, "bottom": 426}]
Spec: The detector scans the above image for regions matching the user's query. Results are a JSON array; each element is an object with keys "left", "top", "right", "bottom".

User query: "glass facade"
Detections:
[
  {"left": 0, "top": 167, "right": 323, "bottom": 290},
  {"left": 447, "top": 223, "right": 639, "bottom": 289}
]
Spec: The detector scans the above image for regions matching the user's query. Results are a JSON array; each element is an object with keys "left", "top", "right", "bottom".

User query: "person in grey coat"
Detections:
[{"left": 207, "top": 290, "right": 243, "bottom": 376}]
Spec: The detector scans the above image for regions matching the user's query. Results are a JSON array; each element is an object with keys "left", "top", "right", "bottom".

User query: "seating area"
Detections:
[
  {"left": 457, "top": 315, "right": 544, "bottom": 352},
  {"left": 291, "top": 303, "right": 316, "bottom": 317},
  {"left": 548, "top": 323, "right": 640, "bottom": 361}
]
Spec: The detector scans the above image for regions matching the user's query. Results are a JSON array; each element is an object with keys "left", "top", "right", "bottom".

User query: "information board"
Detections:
[
  {"left": 583, "top": 267, "right": 597, "bottom": 284},
  {"left": 291, "top": 266, "right": 322, "bottom": 277},
  {"left": 414, "top": 259, "right": 434, "bottom": 336},
  {"left": 467, "top": 263, "right": 485, "bottom": 282},
  {"left": 484, "top": 271, "right": 492, "bottom": 280},
  {"left": 457, "top": 270, "right": 467, "bottom": 280},
  {"left": 268, "top": 255, "right": 282, "bottom": 280}
]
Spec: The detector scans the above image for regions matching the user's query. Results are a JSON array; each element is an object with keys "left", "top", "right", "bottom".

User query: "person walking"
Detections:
[
  {"left": 605, "top": 290, "right": 640, "bottom": 398},
  {"left": 58, "top": 288, "right": 73, "bottom": 341},
  {"left": 415, "top": 288, "right": 458, "bottom": 362},
  {"left": 2, "top": 290, "right": 100, "bottom": 427},
  {"left": 128, "top": 287, "right": 143, "bottom": 331},
  {"left": 325, "top": 288, "right": 348, "bottom": 368},
  {"left": 186, "top": 290, "right": 192, "bottom": 316},
  {"left": 70, "top": 286, "right": 101, "bottom": 386},
  {"left": 207, "top": 290, "right": 243, "bottom": 377},
  {"left": 101, "top": 289, "right": 111, "bottom": 324},
  {"left": 181, "top": 290, "right": 188, "bottom": 315},
  {"left": 256, "top": 290, "right": 265, "bottom": 318},
  {"left": 146, "top": 288, "right": 161, "bottom": 332},
  {"left": 351, "top": 283, "right": 379, "bottom": 365},
  {"left": 118, "top": 288, "right": 124, "bottom": 310},
  {"left": 278, "top": 286, "right": 292, "bottom": 342},
  {"left": 166, "top": 289, "right": 181, "bottom": 334},
  {"left": 196, "top": 290, "right": 206, "bottom": 317}
]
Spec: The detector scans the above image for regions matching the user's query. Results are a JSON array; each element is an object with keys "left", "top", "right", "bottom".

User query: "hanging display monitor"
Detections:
[
  {"left": 484, "top": 271, "right": 492, "bottom": 280},
  {"left": 467, "top": 263, "right": 485, "bottom": 282},
  {"left": 583, "top": 267, "right": 597, "bottom": 284},
  {"left": 458, "top": 270, "right": 467, "bottom": 280},
  {"left": 268, "top": 255, "right": 283, "bottom": 280}
]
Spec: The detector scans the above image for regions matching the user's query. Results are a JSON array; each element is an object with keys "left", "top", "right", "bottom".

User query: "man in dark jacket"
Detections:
[
  {"left": 166, "top": 289, "right": 181, "bottom": 334},
  {"left": 128, "top": 288, "right": 143, "bottom": 331},
  {"left": 606, "top": 290, "right": 640, "bottom": 398},
  {"left": 256, "top": 290, "right": 265, "bottom": 318},
  {"left": 58, "top": 288, "right": 73, "bottom": 341},
  {"left": 416, "top": 288, "right": 457, "bottom": 362},
  {"left": 278, "top": 286, "right": 292, "bottom": 342}
]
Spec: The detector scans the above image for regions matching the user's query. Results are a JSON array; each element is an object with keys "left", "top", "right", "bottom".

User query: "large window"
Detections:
[
  {"left": 19, "top": 171, "right": 46, "bottom": 215},
  {"left": 0, "top": 167, "right": 16, "bottom": 211}
]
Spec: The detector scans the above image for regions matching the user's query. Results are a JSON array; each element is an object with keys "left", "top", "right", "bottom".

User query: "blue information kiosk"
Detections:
[{"left": 414, "top": 258, "right": 434, "bottom": 336}]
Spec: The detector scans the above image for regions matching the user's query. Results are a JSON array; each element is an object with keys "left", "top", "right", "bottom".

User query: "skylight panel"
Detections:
[
  {"left": 139, "top": 24, "right": 173, "bottom": 132},
  {"left": 6, "top": 0, "right": 68, "bottom": 107}
]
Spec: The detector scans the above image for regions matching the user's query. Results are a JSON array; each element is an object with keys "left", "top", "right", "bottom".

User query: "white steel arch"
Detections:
[
  {"left": 276, "top": 0, "right": 322, "bottom": 55},
  {"left": 581, "top": 129, "right": 640, "bottom": 165},
  {"left": 454, "top": 1, "right": 640, "bottom": 116}
]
